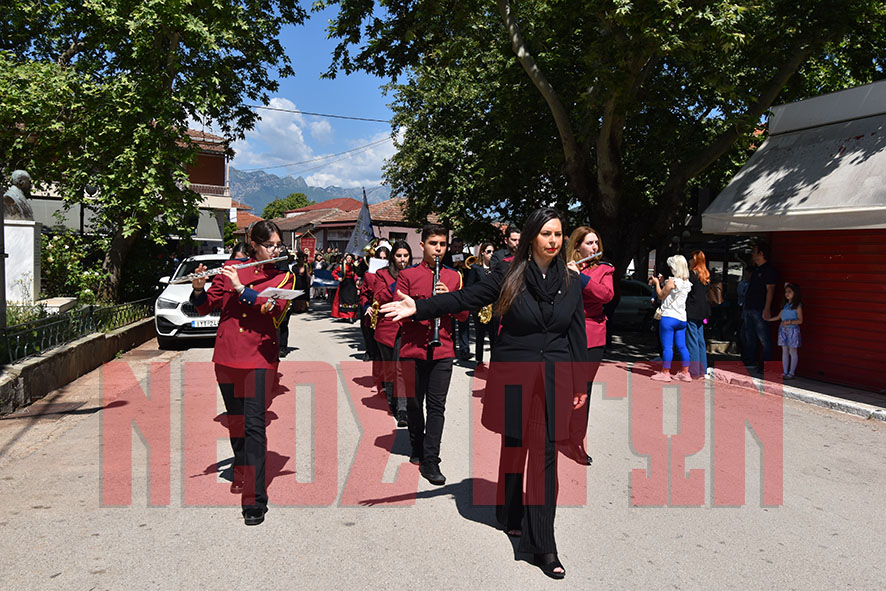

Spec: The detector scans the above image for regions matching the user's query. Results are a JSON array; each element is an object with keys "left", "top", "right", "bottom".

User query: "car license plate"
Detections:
[{"left": 191, "top": 318, "right": 219, "bottom": 328}]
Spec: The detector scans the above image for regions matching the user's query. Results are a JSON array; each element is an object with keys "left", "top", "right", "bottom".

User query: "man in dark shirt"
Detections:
[
  {"left": 489, "top": 225, "right": 521, "bottom": 272},
  {"left": 740, "top": 240, "right": 778, "bottom": 372}
]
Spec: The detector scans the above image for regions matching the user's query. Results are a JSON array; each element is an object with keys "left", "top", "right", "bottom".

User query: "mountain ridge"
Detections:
[{"left": 229, "top": 167, "right": 392, "bottom": 215}]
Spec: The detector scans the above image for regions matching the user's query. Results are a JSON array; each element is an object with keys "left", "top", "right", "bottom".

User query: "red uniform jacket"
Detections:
[
  {"left": 191, "top": 258, "right": 294, "bottom": 369},
  {"left": 396, "top": 261, "right": 470, "bottom": 360},
  {"left": 359, "top": 271, "right": 376, "bottom": 310},
  {"left": 579, "top": 262, "right": 615, "bottom": 348},
  {"left": 372, "top": 267, "right": 401, "bottom": 348}
]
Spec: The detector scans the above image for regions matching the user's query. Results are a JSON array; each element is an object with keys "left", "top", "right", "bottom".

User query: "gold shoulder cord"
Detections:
[{"left": 271, "top": 272, "right": 293, "bottom": 329}]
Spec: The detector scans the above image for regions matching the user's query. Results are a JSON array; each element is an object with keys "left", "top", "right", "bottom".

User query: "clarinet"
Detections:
[{"left": 429, "top": 255, "right": 442, "bottom": 347}]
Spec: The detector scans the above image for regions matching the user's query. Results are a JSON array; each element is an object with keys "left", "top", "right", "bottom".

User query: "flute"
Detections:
[
  {"left": 171, "top": 253, "right": 294, "bottom": 284},
  {"left": 575, "top": 252, "right": 603, "bottom": 265}
]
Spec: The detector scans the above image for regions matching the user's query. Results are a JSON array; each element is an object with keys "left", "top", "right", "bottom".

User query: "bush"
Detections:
[{"left": 41, "top": 230, "right": 109, "bottom": 304}]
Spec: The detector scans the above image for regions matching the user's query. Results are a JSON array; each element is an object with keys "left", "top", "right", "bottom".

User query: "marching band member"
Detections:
[
  {"left": 394, "top": 225, "right": 469, "bottom": 485},
  {"left": 190, "top": 220, "right": 294, "bottom": 526},
  {"left": 564, "top": 226, "right": 614, "bottom": 466},
  {"left": 372, "top": 240, "right": 413, "bottom": 427},
  {"left": 382, "top": 209, "right": 588, "bottom": 579}
]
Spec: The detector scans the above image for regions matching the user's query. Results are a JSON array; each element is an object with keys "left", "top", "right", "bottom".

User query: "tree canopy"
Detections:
[
  {"left": 0, "top": 0, "right": 306, "bottom": 300},
  {"left": 262, "top": 192, "right": 315, "bottom": 219},
  {"left": 317, "top": 0, "right": 886, "bottom": 272}
]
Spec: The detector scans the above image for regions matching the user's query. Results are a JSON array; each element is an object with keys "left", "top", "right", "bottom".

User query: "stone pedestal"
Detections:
[{"left": 4, "top": 219, "right": 42, "bottom": 302}]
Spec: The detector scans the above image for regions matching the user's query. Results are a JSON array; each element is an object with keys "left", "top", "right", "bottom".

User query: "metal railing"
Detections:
[{"left": 2, "top": 298, "right": 154, "bottom": 365}]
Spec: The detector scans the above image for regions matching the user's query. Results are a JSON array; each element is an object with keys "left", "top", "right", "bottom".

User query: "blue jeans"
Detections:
[
  {"left": 741, "top": 308, "right": 771, "bottom": 367},
  {"left": 659, "top": 316, "right": 689, "bottom": 370},
  {"left": 685, "top": 320, "right": 708, "bottom": 377}
]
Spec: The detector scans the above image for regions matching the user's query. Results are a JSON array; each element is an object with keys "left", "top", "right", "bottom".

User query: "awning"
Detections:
[
  {"left": 193, "top": 209, "right": 223, "bottom": 243},
  {"left": 703, "top": 113, "right": 886, "bottom": 234}
]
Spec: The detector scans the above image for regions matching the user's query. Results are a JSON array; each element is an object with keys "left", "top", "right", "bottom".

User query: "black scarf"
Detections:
[{"left": 525, "top": 257, "right": 564, "bottom": 323}]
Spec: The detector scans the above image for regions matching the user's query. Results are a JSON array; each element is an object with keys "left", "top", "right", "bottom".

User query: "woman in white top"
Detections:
[{"left": 649, "top": 255, "right": 692, "bottom": 382}]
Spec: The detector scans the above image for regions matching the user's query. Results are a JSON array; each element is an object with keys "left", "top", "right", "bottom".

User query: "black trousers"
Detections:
[
  {"left": 473, "top": 314, "right": 496, "bottom": 363},
  {"left": 215, "top": 365, "right": 269, "bottom": 513},
  {"left": 496, "top": 388, "right": 559, "bottom": 554},
  {"left": 377, "top": 337, "right": 407, "bottom": 415},
  {"left": 568, "top": 345, "right": 604, "bottom": 445},
  {"left": 407, "top": 356, "right": 453, "bottom": 466}
]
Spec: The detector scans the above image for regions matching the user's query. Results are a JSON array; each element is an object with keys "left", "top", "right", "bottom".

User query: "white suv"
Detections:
[{"left": 155, "top": 254, "right": 228, "bottom": 349}]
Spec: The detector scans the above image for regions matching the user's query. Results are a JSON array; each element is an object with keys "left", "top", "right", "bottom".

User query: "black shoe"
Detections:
[
  {"left": 243, "top": 507, "right": 266, "bottom": 526},
  {"left": 535, "top": 553, "right": 565, "bottom": 579},
  {"left": 419, "top": 463, "right": 446, "bottom": 485},
  {"left": 396, "top": 411, "right": 408, "bottom": 428},
  {"left": 409, "top": 456, "right": 421, "bottom": 465},
  {"left": 230, "top": 479, "right": 245, "bottom": 494},
  {"left": 562, "top": 442, "right": 593, "bottom": 466}
]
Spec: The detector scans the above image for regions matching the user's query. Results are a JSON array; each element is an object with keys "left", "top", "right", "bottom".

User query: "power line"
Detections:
[
  {"left": 245, "top": 104, "right": 391, "bottom": 123},
  {"left": 239, "top": 136, "right": 393, "bottom": 172}
]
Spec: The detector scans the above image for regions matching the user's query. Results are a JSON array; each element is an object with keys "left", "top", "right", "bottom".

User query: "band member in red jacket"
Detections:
[
  {"left": 190, "top": 220, "right": 294, "bottom": 526},
  {"left": 564, "top": 226, "right": 614, "bottom": 466},
  {"left": 372, "top": 240, "right": 413, "bottom": 427},
  {"left": 394, "top": 224, "right": 469, "bottom": 485}
]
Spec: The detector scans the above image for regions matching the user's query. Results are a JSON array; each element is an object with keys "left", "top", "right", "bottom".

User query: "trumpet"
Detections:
[{"left": 171, "top": 253, "right": 294, "bottom": 284}]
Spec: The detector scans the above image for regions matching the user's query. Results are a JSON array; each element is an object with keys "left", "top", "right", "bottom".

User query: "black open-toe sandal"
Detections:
[{"left": 534, "top": 553, "right": 565, "bottom": 579}]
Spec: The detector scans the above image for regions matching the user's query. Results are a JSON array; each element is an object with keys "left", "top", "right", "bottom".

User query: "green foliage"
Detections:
[
  {"left": 41, "top": 230, "right": 109, "bottom": 304},
  {"left": 0, "top": 0, "right": 307, "bottom": 300},
  {"left": 6, "top": 302, "right": 48, "bottom": 327},
  {"left": 319, "top": 0, "right": 886, "bottom": 270},
  {"left": 262, "top": 192, "right": 315, "bottom": 219},
  {"left": 224, "top": 221, "right": 239, "bottom": 247}
]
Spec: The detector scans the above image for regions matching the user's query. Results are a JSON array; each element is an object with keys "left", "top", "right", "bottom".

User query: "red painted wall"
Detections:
[
  {"left": 186, "top": 153, "right": 225, "bottom": 186},
  {"left": 770, "top": 229, "right": 886, "bottom": 393}
]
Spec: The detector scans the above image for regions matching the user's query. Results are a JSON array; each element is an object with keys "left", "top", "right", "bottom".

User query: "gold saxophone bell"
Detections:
[
  {"left": 464, "top": 255, "right": 478, "bottom": 269},
  {"left": 478, "top": 303, "right": 493, "bottom": 324},
  {"left": 369, "top": 300, "right": 381, "bottom": 329}
]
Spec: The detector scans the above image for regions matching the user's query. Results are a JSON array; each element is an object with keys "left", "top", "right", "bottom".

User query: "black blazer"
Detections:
[{"left": 415, "top": 261, "right": 589, "bottom": 441}]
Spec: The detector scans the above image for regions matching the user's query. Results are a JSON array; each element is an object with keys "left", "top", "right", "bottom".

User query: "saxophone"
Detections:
[
  {"left": 369, "top": 299, "right": 381, "bottom": 329},
  {"left": 465, "top": 254, "right": 493, "bottom": 323}
]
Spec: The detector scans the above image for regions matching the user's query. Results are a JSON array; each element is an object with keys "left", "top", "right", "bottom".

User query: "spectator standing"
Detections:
[
  {"left": 741, "top": 241, "right": 778, "bottom": 372},
  {"left": 767, "top": 282, "right": 803, "bottom": 379},
  {"left": 686, "top": 250, "right": 712, "bottom": 379},
  {"left": 650, "top": 255, "right": 692, "bottom": 382}
]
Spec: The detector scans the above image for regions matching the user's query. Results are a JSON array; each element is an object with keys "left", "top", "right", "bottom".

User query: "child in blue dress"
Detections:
[{"left": 767, "top": 282, "right": 803, "bottom": 379}]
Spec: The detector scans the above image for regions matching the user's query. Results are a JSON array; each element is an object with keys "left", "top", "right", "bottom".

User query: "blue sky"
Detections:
[{"left": 227, "top": 6, "right": 397, "bottom": 188}]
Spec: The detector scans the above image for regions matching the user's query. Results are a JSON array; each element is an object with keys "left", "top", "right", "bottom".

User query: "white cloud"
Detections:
[
  {"left": 304, "top": 131, "right": 396, "bottom": 188},
  {"left": 225, "top": 97, "right": 395, "bottom": 188},
  {"left": 309, "top": 119, "right": 333, "bottom": 143}
]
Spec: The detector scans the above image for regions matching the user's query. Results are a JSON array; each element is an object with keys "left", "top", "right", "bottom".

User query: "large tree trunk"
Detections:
[{"left": 100, "top": 228, "right": 140, "bottom": 302}]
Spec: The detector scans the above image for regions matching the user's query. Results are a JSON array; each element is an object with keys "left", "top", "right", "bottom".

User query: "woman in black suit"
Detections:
[{"left": 382, "top": 208, "right": 588, "bottom": 579}]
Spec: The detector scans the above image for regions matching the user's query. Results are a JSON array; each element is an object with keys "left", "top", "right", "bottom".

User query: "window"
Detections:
[{"left": 388, "top": 232, "right": 407, "bottom": 242}]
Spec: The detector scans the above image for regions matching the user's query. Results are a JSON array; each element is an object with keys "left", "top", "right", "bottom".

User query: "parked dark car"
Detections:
[{"left": 611, "top": 279, "right": 657, "bottom": 331}]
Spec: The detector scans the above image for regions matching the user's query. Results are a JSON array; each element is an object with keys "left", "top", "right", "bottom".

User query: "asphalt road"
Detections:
[{"left": 0, "top": 302, "right": 884, "bottom": 590}]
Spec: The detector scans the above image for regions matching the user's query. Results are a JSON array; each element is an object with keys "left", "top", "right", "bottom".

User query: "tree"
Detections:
[
  {"left": 0, "top": 1, "right": 306, "bottom": 301},
  {"left": 262, "top": 192, "right": 315, "bottom": 219},
  {"left": 317, "top": 0, "right": 886, "bottom": 273}
]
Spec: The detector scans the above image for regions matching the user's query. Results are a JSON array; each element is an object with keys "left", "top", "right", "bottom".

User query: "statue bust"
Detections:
[{"left": 4, "top": 170, "right": 35, "bottom": 221}]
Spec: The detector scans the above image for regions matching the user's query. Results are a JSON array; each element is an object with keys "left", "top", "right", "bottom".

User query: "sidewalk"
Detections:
[{"left": 607, "top": 329, "right": 886, "bottom": 422}]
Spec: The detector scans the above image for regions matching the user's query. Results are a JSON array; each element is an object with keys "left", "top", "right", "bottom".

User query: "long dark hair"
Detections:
[
  {"left": 496, "top": 207, "right": 569, "bottom": 316},
  {"left": 387, "top": 240, "right": 412, "bottom": 279},
  {"left": 785, "top": 282, "right": 802, "bottom": 309}
]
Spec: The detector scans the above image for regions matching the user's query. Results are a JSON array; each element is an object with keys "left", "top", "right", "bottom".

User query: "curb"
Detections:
[
  {"left": 711, "top": 368, "right": 886, "bottom": 422},
  {"left": 0, "top": 317, "right": 156, "bottom": 415}
]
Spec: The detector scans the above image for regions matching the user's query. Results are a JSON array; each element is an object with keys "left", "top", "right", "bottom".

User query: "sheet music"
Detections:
[{"left": 257, "top": 288, "right": 304, "bottom": 300}]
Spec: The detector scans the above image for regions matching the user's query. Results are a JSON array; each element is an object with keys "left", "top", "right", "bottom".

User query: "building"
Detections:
[
  {"left": 30, "top": 129, "right": 233, "bottom": 252},
  {"left": 703, "top": 80, "right": 886, "bottom": 392}
]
